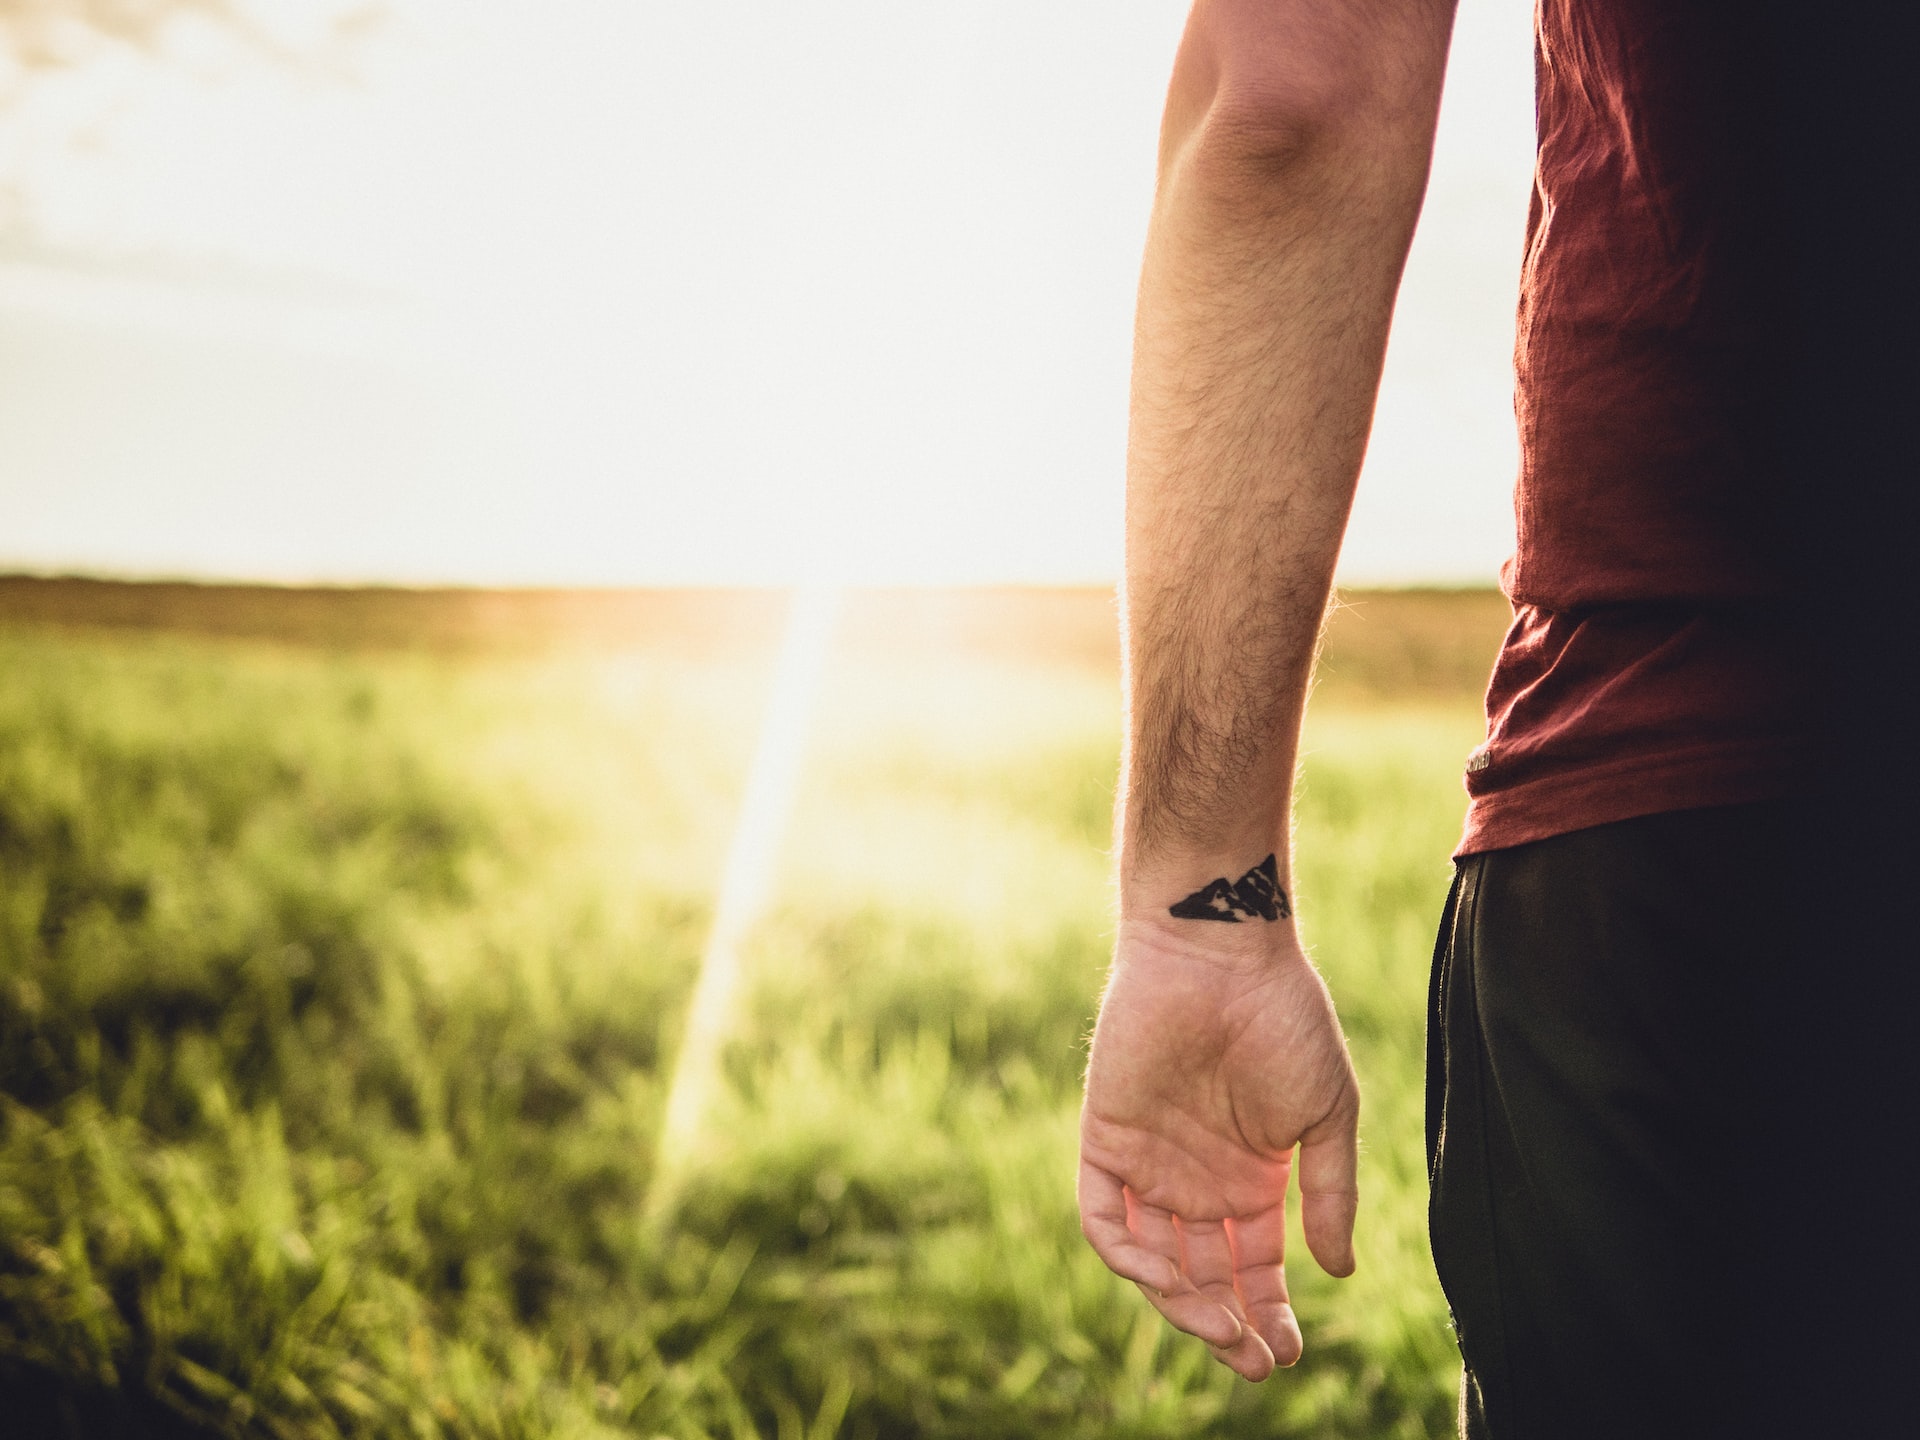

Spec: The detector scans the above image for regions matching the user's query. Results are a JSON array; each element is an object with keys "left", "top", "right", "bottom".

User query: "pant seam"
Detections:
[{"left": 1455, "top": 856, "right": 1519, "bottom": 1438}]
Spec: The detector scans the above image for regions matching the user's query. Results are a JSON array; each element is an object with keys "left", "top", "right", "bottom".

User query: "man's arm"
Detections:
[{"left": 1078, "top": 0, "right": 1454, "bottom": 1382}]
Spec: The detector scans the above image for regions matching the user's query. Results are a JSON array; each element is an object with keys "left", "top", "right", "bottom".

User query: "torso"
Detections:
[{"left": 1460, "top": 0, "right": 1808, "bottom": 854}]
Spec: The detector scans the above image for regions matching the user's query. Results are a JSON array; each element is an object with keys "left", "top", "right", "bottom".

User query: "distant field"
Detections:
[
  {"left": 0, "top": 576, "right": 1509, "bottom": 699},
  {"left": 0, "top": 580, "right": 1501, "bottom": 1438}
]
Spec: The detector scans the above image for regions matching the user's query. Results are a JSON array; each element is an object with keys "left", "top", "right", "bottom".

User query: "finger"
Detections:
[
  {"left": 1207, "top": 1330, "right": 1277, "bottom": 1383},
  {"left": 1128, "top": 1198, "right": 1245, "bottom": 1351},
  {"left": 1226, "top": 1205, "right": 1303, "bottom": 1367},
  {"left": 1178, "top": 1218, "right": 1277, "bottom": 1381},
  {"left": 1077, "top": 1161, "right": 1182, "bottom": 1294},
  {"left": 1298, "top": 1108, "right": 1360, "bottom": 1279},
  {"left": 1132, "top": 1279, "right": 1248, "bottom": 1354},
  {"left": 1175, "top": 1216, "right": 1238, "bottom": 1297}
]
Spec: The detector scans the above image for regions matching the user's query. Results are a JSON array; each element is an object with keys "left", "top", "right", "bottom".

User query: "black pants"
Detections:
[{"left": 1426, "top": 803, "right": 1920, "bottom": 1439}]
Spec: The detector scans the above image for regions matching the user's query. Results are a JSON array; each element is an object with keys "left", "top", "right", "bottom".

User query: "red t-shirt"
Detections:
[{"left": 1458, "top": 0, "right": 1808, "bottom": 854}]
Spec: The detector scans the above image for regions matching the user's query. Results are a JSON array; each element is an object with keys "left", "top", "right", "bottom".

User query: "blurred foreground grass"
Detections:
[{"left": 0, "top": 584, "right": 1500, "bottom": 1438}]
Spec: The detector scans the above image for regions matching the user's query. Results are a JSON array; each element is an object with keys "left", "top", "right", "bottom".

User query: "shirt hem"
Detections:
[{"left": 1455, "top": 745, "right": 1804, "bottom": 857}]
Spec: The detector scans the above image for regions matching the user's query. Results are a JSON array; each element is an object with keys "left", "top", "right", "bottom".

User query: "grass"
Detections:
[{"left": 0, "top": 585, "right": 1497, "bottom": 1438}]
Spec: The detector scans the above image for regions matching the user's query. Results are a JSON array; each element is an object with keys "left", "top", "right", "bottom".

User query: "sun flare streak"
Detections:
[{"left": 651, "top": 584, "right": 842, "bottom": 1207}]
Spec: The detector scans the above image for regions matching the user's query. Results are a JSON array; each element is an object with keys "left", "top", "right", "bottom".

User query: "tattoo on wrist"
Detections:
[{"left": 1169, "top": 854, "right": 1290, "bottom": 923}]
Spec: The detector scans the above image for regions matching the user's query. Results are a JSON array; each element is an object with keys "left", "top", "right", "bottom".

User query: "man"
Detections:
[{"left": 1077, "top": 1, "right": 1920, "bottom": 1434}]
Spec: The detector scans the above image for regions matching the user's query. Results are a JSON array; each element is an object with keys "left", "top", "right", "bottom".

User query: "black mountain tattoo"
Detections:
[{"left": 1168, "top": 854, "right": 1290, "bottom": 923}]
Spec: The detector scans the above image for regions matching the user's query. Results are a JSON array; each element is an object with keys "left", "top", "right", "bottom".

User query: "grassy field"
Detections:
[{"left": 0, "top": 581, "right": 1503, "bottom": 1438}]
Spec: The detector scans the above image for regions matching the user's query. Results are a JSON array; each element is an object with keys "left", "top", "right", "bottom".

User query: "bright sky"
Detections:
[{"left": 0, "top": 0, "right": 1535, "bottom": 587}]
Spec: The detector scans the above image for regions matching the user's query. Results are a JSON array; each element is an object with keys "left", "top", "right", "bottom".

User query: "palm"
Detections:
[{"left": 1078, "top": 920, "right": 1359, "bottom": 1381}]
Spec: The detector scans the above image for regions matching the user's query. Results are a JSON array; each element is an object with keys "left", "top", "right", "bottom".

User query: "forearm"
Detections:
[{"left": 1120, "top": 0, "right": 1451, "bottom": 917}]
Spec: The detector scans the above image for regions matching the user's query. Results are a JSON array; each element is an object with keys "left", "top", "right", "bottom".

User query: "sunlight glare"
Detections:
[{"left": 651, "top": 584, "right": 843, "bottom": 1209}]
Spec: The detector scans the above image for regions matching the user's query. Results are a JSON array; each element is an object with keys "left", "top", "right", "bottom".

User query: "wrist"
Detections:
[
  {"left": 1115, "top": 871, "right": 1307, "bottom": 979},
  {"left": 1119, "top": 848, "right": 1295, "bottom": 926}
]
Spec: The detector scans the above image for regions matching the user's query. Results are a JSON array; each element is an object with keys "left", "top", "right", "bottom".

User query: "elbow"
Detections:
[
  {"left": 1157, "top": 1, "right": 1422, "bottom": 188},
  {"left": 1186, "top": 84, "right": 1355, "bottom": 180}
]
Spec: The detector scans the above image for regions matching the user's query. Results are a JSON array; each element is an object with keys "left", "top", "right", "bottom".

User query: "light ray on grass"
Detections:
[{"left": 651, "top": 584, "right": 842, "bottom": 1211}]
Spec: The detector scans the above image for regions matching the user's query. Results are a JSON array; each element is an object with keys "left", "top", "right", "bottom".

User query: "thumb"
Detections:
[{"left": 1297, "top": 1104, "right": 1359, "bottom": 1278}]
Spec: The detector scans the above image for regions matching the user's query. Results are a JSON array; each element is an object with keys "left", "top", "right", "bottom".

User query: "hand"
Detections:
[{"left": 1078, "top": 914, "right": 1360, "bottom": 1381}]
